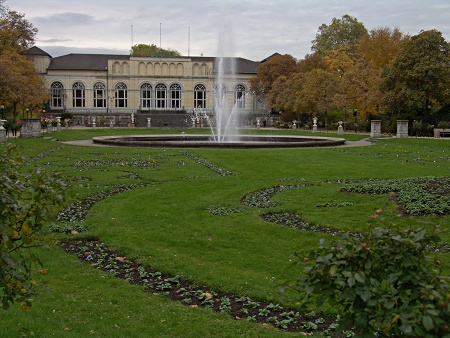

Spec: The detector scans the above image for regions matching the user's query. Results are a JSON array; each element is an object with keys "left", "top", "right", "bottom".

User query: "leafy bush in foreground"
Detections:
[
  {"left": 0, "top": 144, "right": 66, "bottom": 310},
  {"left": 285, "top": 219, "right": 450, "bottom": 337}
]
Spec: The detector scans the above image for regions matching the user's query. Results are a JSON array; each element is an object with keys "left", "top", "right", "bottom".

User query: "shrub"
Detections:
[
  {"left": 0, "top": 144, "right": 66, "bottom": 310},
  {"left": 285, "top": 218, "right": 450, "bottom": 337}
]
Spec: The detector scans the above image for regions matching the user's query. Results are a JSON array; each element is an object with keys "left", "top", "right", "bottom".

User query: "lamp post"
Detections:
[
  {"left": 353, "top": 109, "right": 358, "bottom": 133},
  {"left": 0, "top": 105, "right": 4, "bottom": 119},
  {"left": 26, "top": 108, "right": 29, "bottom": 118}
]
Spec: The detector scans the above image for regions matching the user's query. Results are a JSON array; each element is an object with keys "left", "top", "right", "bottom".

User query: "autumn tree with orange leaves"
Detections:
[
  {"left": 0, "top": 2, "right": 47, "bottom": 121},
  {"left": 250, "top": 14, "right": 449, "bottom": 132}
]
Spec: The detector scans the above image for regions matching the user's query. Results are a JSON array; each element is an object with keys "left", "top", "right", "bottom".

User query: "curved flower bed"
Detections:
[{"left": 58, "top": 238, "right": 340, "bottom": 335}]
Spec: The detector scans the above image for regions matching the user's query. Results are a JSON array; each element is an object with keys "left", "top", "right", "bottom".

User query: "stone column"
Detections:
[
  {"left": 370, "top": 120, "right": 382, "bottom": 138},
  {"left": 396, "top": 120, "right": 409, "bottom": 138}
]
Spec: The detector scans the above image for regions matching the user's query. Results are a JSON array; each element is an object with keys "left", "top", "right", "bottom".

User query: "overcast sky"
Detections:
[{"left": 9, "top": 0, "right": 450, "bottom": 61}]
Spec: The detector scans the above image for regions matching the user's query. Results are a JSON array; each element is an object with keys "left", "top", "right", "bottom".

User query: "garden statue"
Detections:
[
  {"left": 56, "top": 117, "right": 61, "bottom": 132},
  {"left": 0, "top": 119, "right": 6, "bottom": 142},
  {"left": 338, "top": 121, "right": 344, "bottom": 135}
]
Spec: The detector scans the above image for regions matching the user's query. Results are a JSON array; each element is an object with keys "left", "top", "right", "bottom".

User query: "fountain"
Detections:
[{"left": 91, "top": 11, "right": 346, "bottom": 149}]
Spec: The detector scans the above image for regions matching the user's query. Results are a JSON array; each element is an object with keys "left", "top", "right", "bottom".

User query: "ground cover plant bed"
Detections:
[
  {"left": 341, "top": 176, "right": 450, "bottom": 216},
  {"left": 58, "top": 238, "right": 342, "bottom": 335}
]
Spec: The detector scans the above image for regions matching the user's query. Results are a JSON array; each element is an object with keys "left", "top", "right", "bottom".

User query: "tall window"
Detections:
[
  {"left": 72, "top": 82, "right": 85, "bottom": 108},
  {"left": 115, "top": 82, "right": 127, "bottom": 108},
  {"left": 213, "top": 84, "right": 227, "bottom": 107},
  {"left": 140, "top": 83, "right": 153, "bottom": 109},
  {"left": 155, "top": 83, "right": 167, "bottom": 108},
  {"left": 93, "top": 82, "right": 106, "bottom": 108},
  {"left": 169, "top": 83, "right": 181, "bottom": 109},
  {"left": 234, "top": 84, "right": 246, "bottom": 108},
  {"left": 194, "top": 84, "right": 206, "bottom": 108},
  {"left": 50, "top": 82, "right": 64, "bottom": 109}
]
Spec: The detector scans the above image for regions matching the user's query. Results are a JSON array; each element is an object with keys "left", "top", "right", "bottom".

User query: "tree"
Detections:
[
  {"left": 285, "top": 222, "right": 450, "bottom": 337},
  {"left": 297, "top": 53, "right": 329, "bottom": 74},
  {"left": 324, "top": 44, "right": 358, "bottom": 76},
  {"left": 0, "top": 51, "right": 48, "bottom": 121},
  {"left": 0, "top": 6, "right": 37, "bottom": 53},
  {"left": 334, "top": 60, "right": 383, "bottom": 119},
  {"left": 249, "top": 54, "right": 297, "bottom": 107},
  {"left": 380, "top": 29, "right": 450, "bottom": 123},
  {"left": 131, "top": 43, "right": 181, "bottom": 57},
  {"left": 311, "top": 14, "right": 367, "bottom": 56},
  {"left": 0, "top": 5, "right": 46, "bottom": 120},
  {"left": 291, "top": 69, "right": 339, "bottom": 116},
  {"left": 1, "top": 145, "right": 66, "bottom": 310},
  {"left": 357, "top": 27, "right": 409, "bottom": 69}
]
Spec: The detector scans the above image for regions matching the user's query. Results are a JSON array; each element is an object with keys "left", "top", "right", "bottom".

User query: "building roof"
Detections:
[
  {"left": 46, "top": 52, "right": 259, "bottom": 74},
  {"left": 212, "top": 57, "right": 259, "bottom": 74},
  {"left": 24, "top": 46, "right": 52, "bottom": 58},
  {"left": 48, "top": 53, "right": 130, "bottom": 71}
]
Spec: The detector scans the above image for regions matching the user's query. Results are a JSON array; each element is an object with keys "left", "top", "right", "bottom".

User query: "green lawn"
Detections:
[{"left": 1, "top": 128, "right": 449, "bottom": 337}]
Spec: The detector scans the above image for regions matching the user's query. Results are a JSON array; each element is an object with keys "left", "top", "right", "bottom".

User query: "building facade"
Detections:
[{"left": 27, "top": 47, "right": 268, "bottom": 127}]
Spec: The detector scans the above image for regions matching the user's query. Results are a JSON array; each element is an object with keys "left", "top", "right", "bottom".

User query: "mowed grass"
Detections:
[{"left": 1, "top": 129, "right": 449, "bottom": 337}]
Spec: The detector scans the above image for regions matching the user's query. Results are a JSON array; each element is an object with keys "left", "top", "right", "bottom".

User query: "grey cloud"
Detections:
[{"left": 33, "top": 12, "right": 97, "bottom": 26}]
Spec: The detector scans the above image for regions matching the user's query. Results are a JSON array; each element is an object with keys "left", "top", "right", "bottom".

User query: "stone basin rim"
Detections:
[{"left": 91, "top": 134, "right": 346, "bottom": 148}]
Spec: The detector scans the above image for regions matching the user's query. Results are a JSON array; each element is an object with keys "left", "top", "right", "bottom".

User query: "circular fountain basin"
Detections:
[{"left": 92, "top": 134, "right": 346, "bottom": 148}]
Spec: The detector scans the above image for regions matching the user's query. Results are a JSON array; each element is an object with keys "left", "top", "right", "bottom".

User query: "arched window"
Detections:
[
  {"left": 155, "top": 83, "right": 167, "bottom": 108},
  {"left": 93, "top": 82, "right": 106, "bottom": 108},
  {"left": 234, "top": 84, "right": 246, "bottom": 108},
  {"left": 115, "top": 82, "right": 127, "bottom": 108},
  {"left": 213, "top": 84, "right": 227, "bottom": 107},
  {"left": 140, "top": 83, "right": 153, "bottom": 109},
  {"left": 51, "top": 82, "right": 64, "bottom": 109},
  {"left": 194, "top": 84, "right": 206, "bottom": 108},
  {"left": 169, "top": 83, "right": 181, "bottom": 109},
  {"left": 72, "top": 82, "right": 85, "bottom": 108}
]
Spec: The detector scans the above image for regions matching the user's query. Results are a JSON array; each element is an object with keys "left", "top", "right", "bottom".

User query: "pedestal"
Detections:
[
  {"left": 20, "top": 118, "right": 42, "bottom": 138},
  {"left": 370, "top": 120, "right": 382, "bottom": 138},
  {"left": 396, "top": 120, "right": 408, "bottom": 138}
]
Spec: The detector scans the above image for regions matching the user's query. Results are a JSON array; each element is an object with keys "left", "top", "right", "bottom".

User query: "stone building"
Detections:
[{"left": 26, "top": 46, "right": 268, "bottom": 127}]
